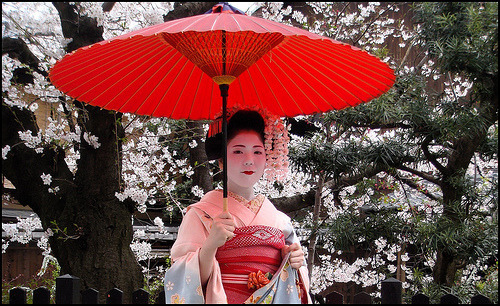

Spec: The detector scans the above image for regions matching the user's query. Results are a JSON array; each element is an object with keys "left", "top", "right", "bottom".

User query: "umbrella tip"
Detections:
[{"left": 205, "top": 2, "right": 246, "bottom": 15}]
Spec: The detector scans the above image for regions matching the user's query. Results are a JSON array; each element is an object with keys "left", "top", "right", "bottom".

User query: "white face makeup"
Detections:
[{"left": 225, "top": 130, "right": 266, "bottom": 196}]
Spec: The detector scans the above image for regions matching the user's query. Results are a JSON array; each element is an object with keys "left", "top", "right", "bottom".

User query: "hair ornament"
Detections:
[{"left": 209, "top": 105, "right": 290, "bottom": 183}]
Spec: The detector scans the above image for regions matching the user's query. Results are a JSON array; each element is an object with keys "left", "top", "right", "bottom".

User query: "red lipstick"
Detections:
[{"left": 243, "top": 171, "right": 254, "bottom": 175}]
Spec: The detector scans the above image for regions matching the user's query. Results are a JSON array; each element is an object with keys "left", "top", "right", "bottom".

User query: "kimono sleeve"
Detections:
[
  {"left": 164, "top": 207, "right": 226, "bottom": 304},
  {"left": 280, "top": 212, "right": 312, "bottom": 303}
]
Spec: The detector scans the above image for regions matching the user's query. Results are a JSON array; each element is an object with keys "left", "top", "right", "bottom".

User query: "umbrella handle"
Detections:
[{"left": 220, "top": 83, "right": 229, "bottom": 213}]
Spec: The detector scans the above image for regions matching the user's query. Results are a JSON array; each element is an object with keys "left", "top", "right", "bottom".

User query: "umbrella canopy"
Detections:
[
  {"left": 49, "top": 3, "right": 395, "bottom": 120},
  {"left": 49, "top": 2, "right": 395, "bottom": 211}
]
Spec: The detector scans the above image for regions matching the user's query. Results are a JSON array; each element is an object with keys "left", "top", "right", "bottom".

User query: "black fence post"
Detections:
[
  {"left": 132, "top": 288, "right": 149, "bottom": 304},
  {"left": 381, "top": 277, "right": 402, "bottom": 304},
  {"left": 56, "top": 274, "right": 81, "bottom": 304},
  {"left": 106, "top": 288, "right": 123, "bottom": 304},
  {"left": 353, "top": 292, "right": 372, "bottom": 304},
  {"left": 412, "top": 293, "right": 430, "bottom": 304},
  {"left": 9, "top": 287, "right": 27, "bottom": 304},
  {"left": 325, "top": 291, "right": 343, "bottom": 304},
  {"left": 82, "top": 288, "right": 99, "bottom": 304},
  {"left": 471, "top": 294, "right": 492, "bottom": 304},
  {"left": 155, "top": 290, "right": 165, "bottom": 304},
  {"left": 33, "top": 287, "right": 51, "bottom": 304},
  {"left": 440, "top": 293, "right": 460, "bottom": 304}
]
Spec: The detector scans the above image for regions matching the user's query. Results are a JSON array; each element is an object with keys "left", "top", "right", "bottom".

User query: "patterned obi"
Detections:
[{"left": 216, "top": 225, "right": 285, "bottom": 304}]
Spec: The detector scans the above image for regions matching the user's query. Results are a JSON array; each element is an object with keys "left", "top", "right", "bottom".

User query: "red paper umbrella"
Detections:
[{"left": 49, "top": 2, "right": 395, "bottom": 210}]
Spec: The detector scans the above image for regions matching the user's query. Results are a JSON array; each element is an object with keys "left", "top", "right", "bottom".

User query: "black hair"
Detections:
[{"left": 205, "top": 110, "right": 265, "bottom": 160}]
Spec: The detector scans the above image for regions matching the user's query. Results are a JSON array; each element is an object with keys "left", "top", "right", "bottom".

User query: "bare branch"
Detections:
[
  {"left": 388, "top": 168, "right": 441, "bottom": 202},
  {"left": 395, "top": 164, "right": 442, "bottom": 186}
]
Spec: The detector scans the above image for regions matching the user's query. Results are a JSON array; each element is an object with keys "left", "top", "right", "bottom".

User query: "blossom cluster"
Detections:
[
  {"left": 130, "top": 240, "right": 152, "bottom": 262},
  {"left": 2, "top": 217, "right": 42, "bottom": 251}
]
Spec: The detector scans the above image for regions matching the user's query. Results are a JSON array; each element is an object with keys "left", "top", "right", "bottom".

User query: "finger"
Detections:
[
  {"left": 219, "top": 211, "right": 233, "bottom": 219},
  {"left": 220, "top": 217, "right": 236, "bottom": 225},
  {"left": 224, "top": 225, "right": 235, "bottom": 233},
  {"left": 226, "top": 231, "right": 235, "bottom": 240},
  {"left": 281, "top": 245, "right": 290, "bottom": 255},
  {"left": 289, "top": 257, "right": 304, "bottom": 267},
  {"left": 290, "top": 254, "right": 303, "bottom": 263}
]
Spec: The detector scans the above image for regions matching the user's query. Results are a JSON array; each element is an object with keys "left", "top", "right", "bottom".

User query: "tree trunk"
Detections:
[
  {"left": 307, "top": 173, "right": 324, "bottom": 280},
  {"left": 64, "top": 105, "right": 142, "bottom": 303},
  {"left": 186, "top": 121, "right": 213, "bottom": 193},
  {"left": 431, "top": 123, "right": 492, "bottom": 285},
  {"left": 2, "top": 102, "right": 143, "bottom": 303},
  {"left": 2, "top": 3, "right": 144, "bottom": 302}
]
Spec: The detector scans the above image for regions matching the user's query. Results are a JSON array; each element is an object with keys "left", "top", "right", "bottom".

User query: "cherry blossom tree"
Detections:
[
  {"left": 2, "top": 2, "right": 497, "bottom": 303},
  {"left": 280, "top": 2, "right": 497, "bottom": 301}
]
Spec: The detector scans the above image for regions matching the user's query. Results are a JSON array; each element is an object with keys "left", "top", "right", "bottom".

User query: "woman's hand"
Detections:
[
  {"left": 199, "top": 211, "right": 236, "bottom": 286},
  {"left": 205, "top": 211, "right": 236, "bottom": 249},
  {"left": 281, "top": 242, "right": 305, "bottom": 269}
]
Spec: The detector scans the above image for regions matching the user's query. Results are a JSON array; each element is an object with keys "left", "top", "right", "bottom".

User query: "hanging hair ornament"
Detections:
[{"left": 210, "top": 105, "right": 290, "bottom": 183}]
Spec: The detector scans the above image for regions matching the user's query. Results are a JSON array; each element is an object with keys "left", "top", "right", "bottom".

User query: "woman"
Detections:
[{"left": 164, "top": 108, "right": 311, "bottom": 304}]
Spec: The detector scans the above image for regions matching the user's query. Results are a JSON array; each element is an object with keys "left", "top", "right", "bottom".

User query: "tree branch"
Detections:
[
  {"left": 52, "top": 2, "right": 104, "bottom": 52},
  {"left": 273, "top": 163, "right": 391, "bottom": 214},
  {"left": 102, "top": 2, "right": 115, "bottom": 12},
  {"left": 388, "top": 168, "right": 441, "bottom": 202},
  {"left": 395, "top": 164, "right": 442, "bottom": 186},
  {"left": 272, "top": 189, "right": 316, "bottom": 214},
  {"left": 163, "top": 2, "right": 217, "bottom": 22},
  {"left": 2, "top": 37, "right": 47, "bottom": 77},
  {"left": 421, "top": 134, "right": 448, "bottom": 174},
  {"left": 353, "top": 4, "right": 393, "bottom": 45},
  {"left": 350, "top": 122, "right": 413, "bottom": 130}
]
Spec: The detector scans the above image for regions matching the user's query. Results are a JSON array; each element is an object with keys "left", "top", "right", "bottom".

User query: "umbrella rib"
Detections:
[
  {"left": 57, "top": 38, "right": 162, "bottom": 100},
  {"left": 245, "top": 15, "right": 274, "bottom": 32},
  {"left": 262, "top": 50, "right": 324, "bottom": 117},
  {"left": 52, "top": 36, "right": 158, "bottom": 82},
  {"left": 51, "top": 36, "right": 158, "bottom": 83},
  {"left": 106, "top": 46, "right": 178, "bottom": 111},
  {"left": 313, "top": 39, "right": 395, "bottom": 91},
  {"left": 253, "top": 57, "right": 303, "bottom": 116},
  {"left": 186, "top": 71, "right": 205, "bottom": 119},
  {"left": 109, "top": 16, "right": 194, "bottom": 39},
  {"left": 282, "top": 39, "right": 385, "bottom": 104},
  {"left": 244, "top": 15, "right": 306, "bottom": 36},
  {"left": 180, "top": 13, "right": 213, "bottom": 32},
  {"left": 154, "top": 63, "right": 197, "bottom": 118},
  {"left": 244, "top": 69, "right": 265, "bottom": 112},
  {"left": 236, "top": 77, "right": 246, "bottom": 108},
  {"left": 265, "top": 53, "right": 325, "bottom": 115},
  {"left": 302, "top": 38, "right": 395, "bottom": 86},
  {"left": 275, "top": 44, "right": 360, "bottom": 108},
  {"left": 130, "top": 56, "right": 188, "bottom": 115},
  {"left": 160, "top": 59, "right": 193, "bottom": 117},
  {"left": 94, "top": 42, "right": 176, "bottom": 107},
  {"left": 211, "top": 13, "right": 223, "bottom": 31},
  {"left": 228, "top": 14, "right": 243, "bottom": 31}
]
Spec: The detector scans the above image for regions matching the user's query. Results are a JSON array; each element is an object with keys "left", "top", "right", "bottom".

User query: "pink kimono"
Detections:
[{"left": 164, "top": 190, "right": 311, "bottom": 304}]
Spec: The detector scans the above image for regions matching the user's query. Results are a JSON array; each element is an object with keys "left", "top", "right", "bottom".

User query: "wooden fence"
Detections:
[
  {"left": 311, "top": 277, "right": 493, "bottom": 304},
  {"left": 7, "top": 274, "right": 494, "bottom": 304},
  {"left": 8, "top": 274, "right": 165, "bottom": 304}
]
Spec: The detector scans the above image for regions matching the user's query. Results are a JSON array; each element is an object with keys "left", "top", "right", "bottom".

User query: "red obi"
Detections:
[{"left": 216, "top": 225, "right": 285, "bottom": 304}]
